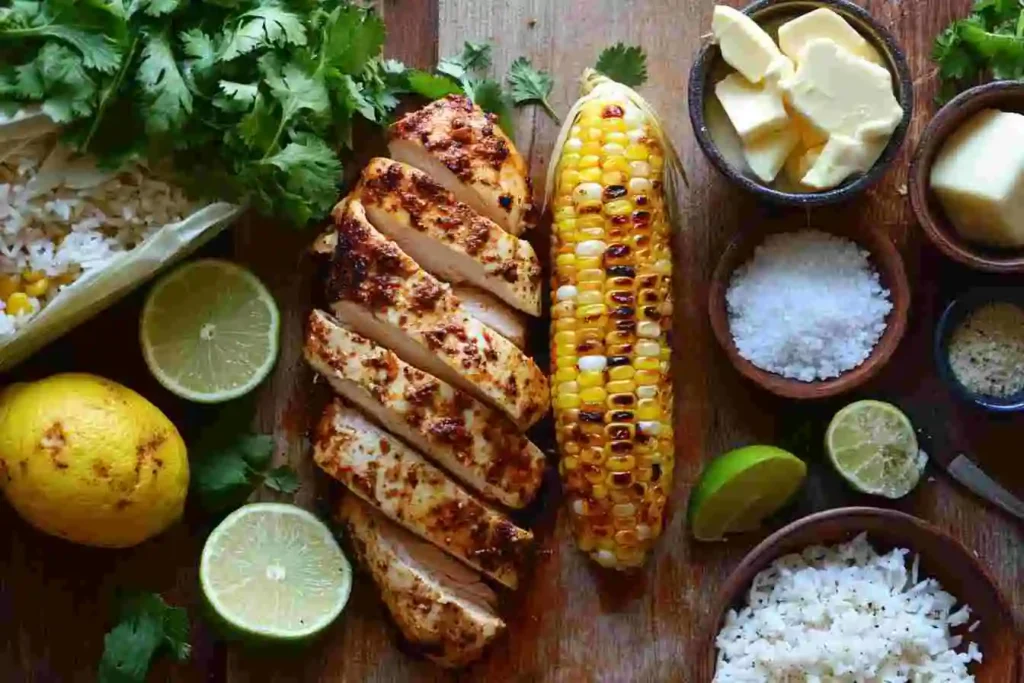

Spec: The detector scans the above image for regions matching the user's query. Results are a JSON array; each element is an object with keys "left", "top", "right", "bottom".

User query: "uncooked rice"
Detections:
[
  {"left": 726, "top": 230, "right": 892, "bottom": 382},
  {"left": 0, "top": 135, "right": 192, "bottom": 337},
  {"left": 714, "top": 533, "right": 982, "bottom": 682}
]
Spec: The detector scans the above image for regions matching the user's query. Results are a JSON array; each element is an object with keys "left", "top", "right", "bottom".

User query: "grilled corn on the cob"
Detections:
[{"left": 546, "top": 70, "right": 679, "bottom": 570}]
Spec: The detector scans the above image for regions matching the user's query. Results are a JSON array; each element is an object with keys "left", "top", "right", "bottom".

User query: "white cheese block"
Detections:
[
  {"left": 744, "top": 126, "right": 800, "bottom": 182},
  {"left": 801, "top": 134, "right": 885, "bottom": 189},
  {"left": 930, "top": 109, "right": 1024, "bottom": 248},
  {"left": 715, "top": 73, "right": 789, "bottom": 142},
  {"left": 778, "top": 8, "right": 885, "bottom": 66},
  {"left": 712, "top": 5, "right": 784, "bottom": 83},
  {"left": 781, "top": 39, "right": 903, "bottom": 140}
]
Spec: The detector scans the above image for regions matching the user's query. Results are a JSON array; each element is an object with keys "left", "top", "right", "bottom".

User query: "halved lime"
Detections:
[
  {"left": 141, "top": 259, "right": 279, "bottom": 403},
  {"left": 826, "top": 400, "right": 925, "bottom": 499},
  {"left": 688, "top": 445, "right": 807, "bottom": 542},
  {"left": 200, "top": 503, "right": 352, "bottom": 642}
]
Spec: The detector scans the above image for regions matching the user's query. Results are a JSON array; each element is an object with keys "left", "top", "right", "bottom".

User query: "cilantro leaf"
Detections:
[
  {"left": 2, "top": 43, "right": 98, "bottom": 123},
  {"left": 0, "top": 2, "right": 124, "bottom": 73},
  {"left": 507, "top": 56, "right": 558, "bottom": 121},
  {"left": 263, "top": 58, "right": 330, "bottom": 127},
  {"left": 261, "top": 133, "right": 342, "bottom": 220},
  {"left": 97, "top": 593, "right": 190, "bottom": 683},
  {"left": 320, "top": 5, "right": 385, "bottom": 75},
  {"left": 596, "top": 43, "right": 649, "bottom": 87},
  {"left": 214, "top": 80, "right": 258, "bottom": 113},
  {"left": 220, "top": 4, "right": 307, "bottom": 62},
  {"left": 138, "top": 0, "right": 185, "bottom": 17},
  {"left": 438, "top": 41, "right": 492, "bottom": 83},
  {"left": 137, "top": 31, "right": 192, "bottom": 134},
  {"left": 264, "top": 465, "right": 301, "bottom": 494},
  {"left": 407, "top": 70, "right": 462, "bottom": 99},
  {"left": 934, "top": 2, "right": 1024, "bottom": 100},
  {"left": 191, "top": 443, "right": 257, "bottom": 513},
  {"left": 466, "top": 78, "right": 515, "bottom": 139},
  {"left": 235, "top": 433, "right": 275, "bottom": 470}
]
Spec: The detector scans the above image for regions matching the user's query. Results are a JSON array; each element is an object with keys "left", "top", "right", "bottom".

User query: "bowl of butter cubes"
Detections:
[{"left": 688, "top": 0, "right": 913, "bottom": 206}]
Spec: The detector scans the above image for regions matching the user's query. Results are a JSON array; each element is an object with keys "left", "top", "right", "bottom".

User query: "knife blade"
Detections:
[{"left": 943, "top": 453, "right": 1024, "bottom": 522}]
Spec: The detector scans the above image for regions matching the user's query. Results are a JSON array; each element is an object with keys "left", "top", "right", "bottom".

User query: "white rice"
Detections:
[
  {"left": 0, "top": 135, "right": 192, "bottom": 337},
  {"left": 726, "top": 230, "right": 892, "bottom": 382},
  {"left": 714, "top": 533, "right": 982, "bottom": 682}
]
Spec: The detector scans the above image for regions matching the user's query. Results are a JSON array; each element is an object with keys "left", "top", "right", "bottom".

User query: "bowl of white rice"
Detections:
[{"left": 699, "top": 507, "right": 1018, "bottom": 683}]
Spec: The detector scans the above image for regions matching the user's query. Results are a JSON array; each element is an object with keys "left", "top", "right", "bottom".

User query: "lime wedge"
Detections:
[
  {"left": 200, "top": 503, "right": 352, "bottom": 642},
  {"left": 141, "top": 259, "right": 279, "bottom": 403},
  {"left": 826, "top": 400, "right": 925, "bottom": 499},
  {"left": 688, "top": 445, "right": 806, "bottom": 542}
]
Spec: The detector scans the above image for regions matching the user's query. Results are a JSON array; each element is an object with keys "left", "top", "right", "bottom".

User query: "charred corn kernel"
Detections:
[
  {"left": 21, "top": 269, "right": 44, "bottom": 283},
  {"left": 550, "top": 77, "right": 675, "bottom": 571},
  {"left": 562, "top": 456, "right": 578, "bottom": 471},
  {"left": 24, "top": 277, "right": 49, "bottom": 298},
  {"left": 5, "top": 292, "right": 32, "bottom": 316},
  {"left": 0, "top": 274, "right": 20, "bottom": 300}
]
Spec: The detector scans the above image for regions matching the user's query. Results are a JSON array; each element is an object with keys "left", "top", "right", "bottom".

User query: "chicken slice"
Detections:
[
  {"left": 389, "top": 95, "right": 533, "bottom": 236},
  {"left": 353, "top": 158, "right": 541, "bottom": 316},
  {"left": 452, "top": 285, "right": 527, "bottom": 350},
  {"left": 304, "top": 310, "right": 544, "bottom": 508},
  {"left": 325, "top": 199, "right": 549, "bottom": 430},
  {"left": 314, "top": 400, "right": 532, "bottom": 589},
  {"left": 339, "top": 495, "right": 505, "bottom": 669}
]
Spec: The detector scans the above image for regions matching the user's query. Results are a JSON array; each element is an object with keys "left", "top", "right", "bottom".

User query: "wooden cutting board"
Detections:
[{"left": 0, "top": 1, "right": 1020, "bottom": 681}]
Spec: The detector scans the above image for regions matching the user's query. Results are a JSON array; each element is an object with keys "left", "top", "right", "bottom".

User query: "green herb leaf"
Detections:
[
  {"left": 97, "top": 593, "right": 190, "bottom": 683},
  {"left": 264, "top": 465, "right": 301, "bottom": 494},
  {"left": 465, "top": 78, "right": 514, "bottom": 139},
  {"left": 320, "top": 5, "right": 385, "bottom": 75},
  {"left": 407, "top": 69, "right": 462, "bottom": 99},
  {"left": 192, "top": 443, "right": 258, "bottom": 513},
  {"left": 934, "top": 2, "right": 1024, "bottom": 100},
  {"left": 137, "top": 30, "right": 192, "bottom": 134},
  {"left": 138, "top": 0, "right": 186, "bottom": 17},
  {"left": 261, "top": 132, "right": 342, "bottom": 221},
  {"left": 506, "top": 56, "right": 558, "bottom": 121},
  {"left": 438, "top": 41, "right": 492, "bottom": 83},
  {"left": 220, "top": 4, "right": 307, "bottom": 62},
  {"left": 214, "top": 80, "right": 258, "bottom": 113},
  {"left": 0, "top": 2, "right": 124, "bottom": 73},
  {"left": 595, "top": 43, "right": 649, "bottom": 87}
]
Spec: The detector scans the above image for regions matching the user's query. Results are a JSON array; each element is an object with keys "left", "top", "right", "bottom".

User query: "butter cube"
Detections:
[
  {"left": 778, "top": 8, "right": 885, "bottom": 66},
  {"left": 931, "top": 109, "right": 1024, "bottom": 248},
  {"left": 801, "top": 134, "right": 885, "bottom": 189},
  {"left": 715, "top": 73, "right": 789, "bottom": 142},
  {"left": 790, "top": 109, "right": 828, "bottom": 148},
  {"left": 782, "top": 39, "right": 903, "bottom": 140},
  {"left": 784, "top": 144, "right": 824, "bottom": 188},
  {"left": 744, "top": 125, "right": 800, "bottom": 182},
  {"left": 712, "top": 5, "right": 784, "bottom": 83}
]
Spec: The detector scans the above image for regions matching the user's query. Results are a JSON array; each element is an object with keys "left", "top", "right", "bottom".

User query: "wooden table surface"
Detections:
[{"left": 1, "top": 1, "right": 1021, "bottom": 681}]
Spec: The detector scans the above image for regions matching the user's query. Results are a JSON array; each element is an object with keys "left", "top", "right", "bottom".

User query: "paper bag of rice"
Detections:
[{"left": 0, "top": 110, "right": 243, "bottom": 371}]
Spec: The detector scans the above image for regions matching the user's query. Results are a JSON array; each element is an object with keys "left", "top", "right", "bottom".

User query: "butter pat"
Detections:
[
  {"left": 778, "top": 8, "right": 885, "bottom": 66},
  {"left": 744, "top": 126, "right": 800, "bottom": 182},
  {"left": 784, "top": 144, "right": 824, "bottom": 188},
  {"left": 712, "top": 5, "right": 784, "bottom": 83},
  {"left": 931, "top": 109, "right": 1024, "bottom": 248},
  {"left": 782, "top": 39, "right": 903, "bottom": 140},
  {"left": 715, "top": 73, "right": 789, "bottom": 142},
  {"left": 801, "top": 134, "right": 885, "bottom": 189}
]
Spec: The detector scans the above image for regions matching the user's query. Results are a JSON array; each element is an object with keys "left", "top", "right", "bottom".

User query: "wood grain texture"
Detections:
[{"left": 0, "top": 1, "right": 1020, "bottom": 682}]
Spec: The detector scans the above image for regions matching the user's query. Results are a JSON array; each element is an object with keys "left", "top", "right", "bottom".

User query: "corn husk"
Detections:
[
  {"left": 543, "top": 68, "right": 687, "bottom": 217},
  {"left": 0, "top": 111, "right": 243, "bottom": 371}
]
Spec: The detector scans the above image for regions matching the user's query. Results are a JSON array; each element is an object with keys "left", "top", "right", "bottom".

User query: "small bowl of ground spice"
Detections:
[{"left": 936, "top": 289, "right": 1024, "bottom": 412}]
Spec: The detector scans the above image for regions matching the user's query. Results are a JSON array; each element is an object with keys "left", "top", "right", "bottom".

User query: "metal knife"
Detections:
[{"left": 929, "top": 448, "right": 1024, "bottom": 523}]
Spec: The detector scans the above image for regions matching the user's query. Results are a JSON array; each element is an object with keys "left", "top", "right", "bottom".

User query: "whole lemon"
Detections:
[{"left": 0, "top": 373, "right": 188, "bottom": 548}]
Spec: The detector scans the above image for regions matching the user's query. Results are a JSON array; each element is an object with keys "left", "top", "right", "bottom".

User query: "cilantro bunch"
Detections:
[
  {"left": 0, "top": 0, "right": 406, "bottom": 226},
  {"left": 934, "top": 0, "right": 1024, "bottom": 102}
]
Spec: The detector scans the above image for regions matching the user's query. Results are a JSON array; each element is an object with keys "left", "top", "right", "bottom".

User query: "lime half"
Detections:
[
  {"left": 688, "top": 445, "right": 807, "bottom": 542},
  {"left": 200, "top": 503, "right": 352, "bottom": 642},
  {"left": 826, "top": 400, "right": 925, "bottom": 499},
  {"left": 141, "top": 259, "right": 279, "bottom": 403}
]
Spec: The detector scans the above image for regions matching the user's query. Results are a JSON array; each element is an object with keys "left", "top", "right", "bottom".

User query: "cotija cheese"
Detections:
[
  {"left": 948, "top": 301, "right": 1024, "bottom": 398},
  {"left": 726, "top": 230, "right": 892, "bottom": 381}
]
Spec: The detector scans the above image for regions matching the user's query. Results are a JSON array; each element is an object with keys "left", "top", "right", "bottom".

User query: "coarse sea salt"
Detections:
[{"left": 726, "top": 230, "right": 892, "bottom": 382}]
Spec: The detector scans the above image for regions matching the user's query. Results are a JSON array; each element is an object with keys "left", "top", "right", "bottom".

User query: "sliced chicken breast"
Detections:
[
  {"left": 304, "top": 310, "right": 544, "bottom": 508},
  {"left": 389, "top": 95, "right": 533, "bottom": 236},
  {"left": 353, "top": 158, "right": 541, "bottom": 315},
  {"left": 325, "top": 199, "right": 549, "bottom": 430},
  {"left": 339, "top": 495, "right": 505, "bottom": 669},
  {"left": 452, "top": 285, "right": 527, "bottom": 350},
  {"left": 314, "top": 400, "right": 532, "bottom": 589}
]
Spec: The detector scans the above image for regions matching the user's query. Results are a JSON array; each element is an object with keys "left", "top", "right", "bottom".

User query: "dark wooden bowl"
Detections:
[
  {"left": 697, "top": 507, "right": 1020, "bottom": 683},
  {"left": 708, "top": 223, "right": 910, "bottom": 399},
  {"left": 688, "top": 0, "right": 913, "bottom": 206},
  {"left": 909, "top": 80, "right": 1024, "bottom": 273}
]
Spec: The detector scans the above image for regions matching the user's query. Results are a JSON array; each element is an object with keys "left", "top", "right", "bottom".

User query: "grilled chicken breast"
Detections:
[
  {"left": 325, "top": 199, "right": 548, "bottom": 429},
  {"left": 314, "top": 400, "right": 532, "bottom": 589},
  {"left": 353, "top": 158, "right": 541, "bottom": 316},
  {"left": 389, "top": 95, "right": 533, "bottom": 236},
  {"left": 452, "top": 286, "right": 527, "bottom": 350},
  {"left": 305, "top": 310, "right": 544, "bottom": 508},
  {"left": 339, "top": 496, "right": 505, "bottom": 668}
]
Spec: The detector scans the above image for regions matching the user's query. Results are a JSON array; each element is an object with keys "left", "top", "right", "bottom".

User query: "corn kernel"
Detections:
[
  {"left": 561, "top": 456, "right": 578, "bottom": 471},
  {"left": 577, "top": 226, "right": 605, "bottom": 241},
  {"left": 560, "top": 169, "right": 581, "bottom": 188},
  {"left": 24, "top": 277, "right": 49, "bottom": 298},
  {"left": 629, "top": 160, "right": 651, "bottom": 178},
  {"left": 556, "top": 342, "right": 576, "bottom": 357},
  {"left": 603, "top": 117, "right": 627, "bottom": 132},
  {"left": 580, "top": 141, "right": 602, "bottom": 156},
  {"left": 634, "top": 370, "right": 660, "bottom": 386},
  {"left": 577, "top": 304, "right": 607, "bottom": 320},
  {"left": 603, "top": 156, "right": 629, "bottom": 173},
  {"left": 576, "top": 257, "right": 603, "bottom": 271},
  {"left": 580, "top": 387, "right": 607, "bottom": 404},
  {"left": 605, "top": 380, "right": 635, "bottom": 395},
  {"left": 555, "top": 367, "right": 578, "bottom": 383},
  {"left": 591, "top": 484, "right": 608, "bottom": 499},
  {"left": 637, "top": 399, "right": 660, "bottom": 420},
  {"left": 604, "top": 199, "right": 633, "bottom": 217},
  {"left": 605, "top": 131, "right": 629, "bottom": 146},
  {"left": 580, "top": 155, "right": 600, "bottom": 169},
  {"left": 578, "top": 167, "right": 602, "bottom": 183},
  {"left": 584, "top": 127, "right": 603, "bottom": 142},
  {"left": 554, "top": 206, "right": 577, "bottom": 221},
  {"left": 606, "top": 455, "right": 636, "bottom": 472},
  {"left": 625, "top": 144, "right": 649, "bottom": 161},
  {"left": 560, "top": 153, "right": 581, "bottom": 169},
  {"left": 649, "top": 154, "right": 664, "bottom": 171},
  {"left": 637, "top": 340, "right": 660, "bottom": 357},
  {"left": 555, "top": 394, "right": 581, "bottom": 410},
  {"left": 581, "top": 447, "right": 605, "bottom": 464},
  {"left": 21, "top": 270, "right": 44, "bottom": 283},
  {"left": 5, "top": 292, "right": 32, "bottom": 316},
  {"left": 576, "top": 290, "right": 603, "bottom": 306},
  {"left": 634, "top": 357, "right": 660, "bottom": 371},
  {"left": 577, "top": 370, "right": 604, "bottom": 388},
  {"left": 608, "top": 365, "right": 635, "bottom": 381}
]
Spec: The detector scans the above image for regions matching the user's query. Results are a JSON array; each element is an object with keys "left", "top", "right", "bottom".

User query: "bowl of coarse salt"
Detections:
[{"left": 709, "top": 223, "right": 910, "bottom": 399}]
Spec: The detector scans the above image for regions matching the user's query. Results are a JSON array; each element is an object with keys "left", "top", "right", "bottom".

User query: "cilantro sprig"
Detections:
[
  {"left": 934, "top": 0, "right": 1024, "bottom": 102},
  {"left": 596, "top": 43, "right": 649, "bottom": 87},
  {"left": 98, "top": 592, "right": 190, "bottom": 683},
  {"left": 0, "top": 1, "right": 406, "bottom": 227}
]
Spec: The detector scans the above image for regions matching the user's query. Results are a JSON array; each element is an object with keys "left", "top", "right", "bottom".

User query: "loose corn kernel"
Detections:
[
  {"left": 5, "top": 292, "right": 32, "bottom": 316},
  {"left": 24, "top": 277, "right": 49, "bottom": 298}
]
